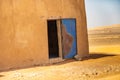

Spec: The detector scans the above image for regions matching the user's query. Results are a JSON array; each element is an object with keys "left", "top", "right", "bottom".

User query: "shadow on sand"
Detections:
[
  {"left": 53, "top": 53, "right": 116, "bottom": 65},
  {"left": 0, "top": 75, "right": 4, "bottom": 77},
  {"left": 85, "top": 53, "right": 116, "bottom": 60},
  {"left": 0, "top": 53, "right": 116, "bottom": 72}
]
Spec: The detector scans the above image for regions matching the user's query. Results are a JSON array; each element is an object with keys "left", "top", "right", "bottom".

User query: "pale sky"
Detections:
[{"left": 85, "top": 0, "right": 120, "bottom": 28}]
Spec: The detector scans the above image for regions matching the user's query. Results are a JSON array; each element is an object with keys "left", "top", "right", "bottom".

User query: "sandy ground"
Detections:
[
  {"left": 0, "top": 54, "right": 120, "bottom": 80},
  {"left": 0, "top": 25, "right": 120, "bottom": 80},
  {"left": 89, "top": 24, "right": 120, "bottom": 54},
  {"left": 88, "top": 24, "right": 120, "bottom": 80}
]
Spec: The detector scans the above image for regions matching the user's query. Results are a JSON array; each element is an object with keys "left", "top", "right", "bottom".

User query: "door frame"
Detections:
[{"left": 47, "top": 18, "right": 78, "bottom": 59}]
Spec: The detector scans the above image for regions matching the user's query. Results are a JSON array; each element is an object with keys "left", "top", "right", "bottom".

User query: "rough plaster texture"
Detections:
[{"left": 0, "top": 0, "right": 89, "bottom": 71}]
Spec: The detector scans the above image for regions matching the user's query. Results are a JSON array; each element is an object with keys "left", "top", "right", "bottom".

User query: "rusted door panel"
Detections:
[{"left": 61, "top": 19, "right": 77, "bottom": 59}]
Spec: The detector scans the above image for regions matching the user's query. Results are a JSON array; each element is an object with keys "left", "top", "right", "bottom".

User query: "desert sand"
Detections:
[
  {"left": 0, "top": 24, "right": 120, "bottom": 80},
  {"left": 0, "top": 55, "right": 120, "bottom": 80},
  {"left": 89, "top": 24, "right": 120, "bottom": 54}
]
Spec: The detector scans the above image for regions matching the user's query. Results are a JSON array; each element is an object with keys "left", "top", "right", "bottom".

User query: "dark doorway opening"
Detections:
[{"left": 47, "top": 20, "right": 59, "bottom": 58}]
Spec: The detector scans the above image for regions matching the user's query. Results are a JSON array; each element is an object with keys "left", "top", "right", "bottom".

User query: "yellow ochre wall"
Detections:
[{"left": 0, "top": 0, "right": 89, "bottom": 71}]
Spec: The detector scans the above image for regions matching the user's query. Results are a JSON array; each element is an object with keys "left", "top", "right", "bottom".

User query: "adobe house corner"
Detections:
[{"left": 0, "top": 0, "right": 89, "bottom": 71}]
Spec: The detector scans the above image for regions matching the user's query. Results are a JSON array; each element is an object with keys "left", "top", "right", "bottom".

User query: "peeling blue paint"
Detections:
[{"left": 62, "top": 19, "right": 77, "bottom": 59}]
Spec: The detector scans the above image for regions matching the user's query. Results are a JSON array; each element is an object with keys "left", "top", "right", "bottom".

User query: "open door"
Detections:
[
  {"left": 61, "top": 19, "right": 77, "bottom": 59},
  {"left": 47, "top": 20, "right": 59, "bottom": 58}
]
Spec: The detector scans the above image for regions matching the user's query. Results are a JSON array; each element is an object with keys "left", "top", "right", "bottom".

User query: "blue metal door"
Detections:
[{"left": 61, "top": 19, "right": 77, "bottom": 59}]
